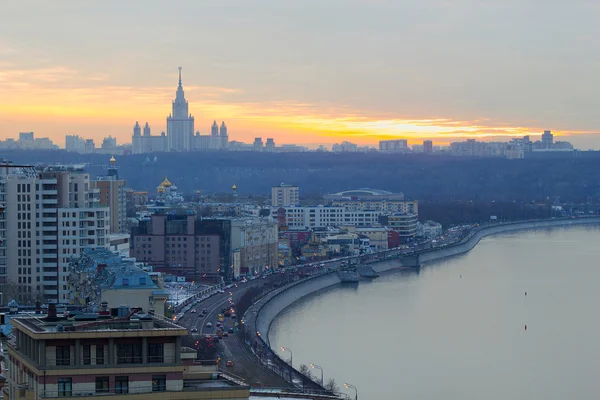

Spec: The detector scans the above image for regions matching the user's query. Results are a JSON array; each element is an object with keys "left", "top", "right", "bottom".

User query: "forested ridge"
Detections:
[{"left": 3, "top": 150, "right": 600, "bottom": 202}]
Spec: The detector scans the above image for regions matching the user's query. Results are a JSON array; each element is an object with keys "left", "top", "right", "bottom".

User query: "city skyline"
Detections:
[{"left": 2, "top": 1, "right": 600, "bottom": 149}]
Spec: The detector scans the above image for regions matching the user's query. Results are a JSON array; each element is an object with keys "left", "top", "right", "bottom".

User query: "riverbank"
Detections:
[
  {"left": 256, "top": 217, "right": 600, "bottom": 347},
  {"left": 246, "top": 217, "right": 600, "bottom": 392}
]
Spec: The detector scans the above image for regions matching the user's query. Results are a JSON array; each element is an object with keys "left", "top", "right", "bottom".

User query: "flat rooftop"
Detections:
[{"left": 12, "top": 312, "right": 187, "bottom": 338}]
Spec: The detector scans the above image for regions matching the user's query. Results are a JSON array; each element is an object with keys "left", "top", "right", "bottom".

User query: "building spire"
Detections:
[{"left": 178, "top": 66, "right": 182, "bottom": 87}]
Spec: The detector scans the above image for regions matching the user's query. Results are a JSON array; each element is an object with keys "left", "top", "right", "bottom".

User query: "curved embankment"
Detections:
[{"left": 257, "top": 217, "right": 600, "bottom": 346}]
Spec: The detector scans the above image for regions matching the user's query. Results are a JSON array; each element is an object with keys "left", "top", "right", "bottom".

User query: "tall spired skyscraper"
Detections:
[{"left": 167, "top": 67, "right": 195, "bottom": 152}]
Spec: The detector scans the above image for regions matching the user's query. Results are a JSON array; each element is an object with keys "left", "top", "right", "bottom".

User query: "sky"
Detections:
[{"left": 1, "top": 0, "right": 600, "bottom": 149}]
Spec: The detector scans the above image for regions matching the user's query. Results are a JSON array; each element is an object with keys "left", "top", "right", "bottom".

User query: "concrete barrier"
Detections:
[{"left": 251, "top": 217, "right": 600, "bottom": 389}]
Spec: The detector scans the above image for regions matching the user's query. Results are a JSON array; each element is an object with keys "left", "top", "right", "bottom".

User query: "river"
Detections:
[{"left": 269, "top": 226, "right": 600, "bottom": 400}]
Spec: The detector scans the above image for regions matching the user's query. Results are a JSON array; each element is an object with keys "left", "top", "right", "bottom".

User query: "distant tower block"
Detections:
[
  {"left": 232, "top": 184, "right": 237, "bottom": 197},
  {"left": 196, "top": 189, "right": 202, "bottom": 201}
]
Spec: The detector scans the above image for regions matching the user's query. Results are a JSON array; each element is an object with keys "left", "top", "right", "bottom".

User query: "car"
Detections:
[
  {"left": 191, "top": 309, "right": 197, "bottom": 313},
  {"left": 206, "top": 322, "right": 212, "bottom": 328},
  {"left": 228, "top": 328, "right": 234, "bottom": 334},
  {"left": 222, "top": 332, "right": 229, "bottom": 337},
  {"left": 231, "top": 314, "right": 237, "bottom": 319},
  {"left": 226, "top": 360, "right": 234, "bottom": 367},
  {"left": 191, "top": 328, "right": 198, "bottom": 333}
]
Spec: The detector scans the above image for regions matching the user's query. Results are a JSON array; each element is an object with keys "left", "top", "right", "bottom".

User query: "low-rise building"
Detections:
[
  {"left": 6, "top": 304, "right": 250, "bottom": 399},
  {"left": 384, "top": 213, "right": 418, "bottom": 242},
  {"left": 342, "top": 226, "right": 390, "bottom": 250},
  {"left": 331, "top": 199, "right": 418, "bottom": 215},
  {"left": 68, "top": 248, "right": 169, "bottom": 316},
  {"left": 418, "top": 220, "right": 443, "bottom": 238},
  {"left": 275, "top": 205, "right": 381, "bottom": 229}
]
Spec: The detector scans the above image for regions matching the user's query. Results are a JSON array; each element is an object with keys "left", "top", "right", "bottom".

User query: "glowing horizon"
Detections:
[{"left": 0, "top": 65, "right": 586, "bottom": 149}]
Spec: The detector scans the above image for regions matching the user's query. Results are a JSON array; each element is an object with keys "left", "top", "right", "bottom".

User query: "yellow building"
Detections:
[{"left": 6, "top": 303, "right": 250, "bottom": 400}]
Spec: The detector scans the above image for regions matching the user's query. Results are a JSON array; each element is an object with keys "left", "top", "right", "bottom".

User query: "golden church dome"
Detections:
[{"left": 161, "top": 177, "right": 173, "bottom": 188}]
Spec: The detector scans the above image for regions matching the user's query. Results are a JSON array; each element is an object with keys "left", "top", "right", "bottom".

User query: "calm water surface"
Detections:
[{"left": 269, "top": 227, "right": 600, "bottom": 400}]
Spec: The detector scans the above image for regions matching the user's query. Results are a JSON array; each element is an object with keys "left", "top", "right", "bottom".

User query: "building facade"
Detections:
[
  {"left": 385, "top": 213, "right": 418, "bottom": 241},
  {"left": 379, "top": 139, "right": 409, "bottom": 153},
  {"left": 230, "top": 219, "right": 278, "bottom": 276},
  {"left": 6, "top": 306, "right": 249, "bottom": 399},
  {"left": 93, "top": 157, "right": 127, "bottom": 234},
  {"left": 131, "top": 69, "right": 229, "bottom": 154},
  {"left": 130, "top": 215, "right": 231, "bottom": 281},
  {"left": 331, "top": 199, "right": 418, "bottom": 214},
  {"left": 275, "top": 205, "right": 381, "bottom": 229},
  {"left": 271, "top": 183, "right": 299, "bottom": 207},
  {"left": 167, "top": 67, "right": 194, "bottom": 152},
  {"left": 0, "top": 166, "right": 110, "bottom": 303}
]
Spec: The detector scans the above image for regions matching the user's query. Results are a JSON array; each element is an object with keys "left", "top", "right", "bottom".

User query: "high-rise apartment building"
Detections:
[
  {"left": 271, "top": 183, "right": 299, "bottom": 207},
  {"left": 542, "top": 130, "right": 554, "bottom": 148},
  {"left": 0, "top": 165, "right": 110, "bottom": 303},
  {"left": 423, "top": 140, "right": 433, "bottom": 154},
  {"left": 379, "top": 139, "right": 409, "bottom": 152},
  {"left": 93, "top": 157, "right": 127, "bottom": 233}
]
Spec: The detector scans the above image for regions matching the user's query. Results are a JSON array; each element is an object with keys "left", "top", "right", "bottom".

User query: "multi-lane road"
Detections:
[
  {"left": 176, "top": 275, "right": 291, "bottom": 387},
  {"left": 173, "top": 226, "right": 476, "bottom": 387}
]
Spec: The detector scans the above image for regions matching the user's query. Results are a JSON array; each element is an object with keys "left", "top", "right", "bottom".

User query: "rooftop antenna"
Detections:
[{"left": 178, "top": 66, "right": 182, "bottom": 87}]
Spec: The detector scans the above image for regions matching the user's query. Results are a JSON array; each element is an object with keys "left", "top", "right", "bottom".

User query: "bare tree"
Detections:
[
  {"left": 298, "top": 364, "right": 313, "bottom": 380},
  {"left": 324, "top": 378, "right": 339, "bottom": 394},
  {"left": 0, "top": 280, "right": 19, "bottom": 305}
]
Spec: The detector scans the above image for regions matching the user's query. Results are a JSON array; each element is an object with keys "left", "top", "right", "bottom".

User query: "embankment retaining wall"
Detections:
[{"left": 259, "top": 217, "right": 600, "bottom": 345}]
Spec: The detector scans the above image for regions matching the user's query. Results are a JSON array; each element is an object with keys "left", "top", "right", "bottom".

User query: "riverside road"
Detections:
[
  {"left": 176, "top": 217, "right": 600, "bottom": 389},
  {"left": 176, "top": 275, "right": 292, "bottom": 387}
]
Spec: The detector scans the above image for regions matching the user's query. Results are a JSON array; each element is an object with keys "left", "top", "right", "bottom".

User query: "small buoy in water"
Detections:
[
  {"left": 524, "top": 324, "right": 527, "bottom": 331},
  {"left": 525, "top": 292, "right": 527, "bottom": 296},
  {"left": 460, "top": 274, "right": 462, "bottom": 279}
]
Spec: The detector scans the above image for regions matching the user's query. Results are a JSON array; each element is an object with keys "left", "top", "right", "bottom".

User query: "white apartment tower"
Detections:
[
  {"left": 167, "top": 67, "right": 195, "bottom": 152},
  {"left": 271, "top": 183, "right": 300, "bottom": 207},
  {"left": 0, "top": 166, "right": 110, "bottom": 303}
]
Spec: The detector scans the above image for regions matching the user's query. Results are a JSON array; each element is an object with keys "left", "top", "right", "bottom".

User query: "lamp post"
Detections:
[
  {"left": 280, "top": 346, "right": 293, "bottom": 367},
  {"left": 344, "top": 383, "right": 358, "bottom": 400},
  {"left": 310, "top": 363, "right": 323, "bottom": 386}
]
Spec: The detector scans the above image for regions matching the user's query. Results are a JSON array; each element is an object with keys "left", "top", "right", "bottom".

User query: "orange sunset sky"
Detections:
[{"left": 1, "top": 1, "right": 600, "bottom": 149}]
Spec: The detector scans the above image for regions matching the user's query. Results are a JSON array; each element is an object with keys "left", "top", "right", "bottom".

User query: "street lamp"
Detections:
[
  {"left": 310, "top": 363, "right": 323, "bottom": 386},
  {"left": 280, "top": 346, "right": 293, "bottom": 367},
  {"left": 344, "top": 383, "right": 358, "bottom": 400}
]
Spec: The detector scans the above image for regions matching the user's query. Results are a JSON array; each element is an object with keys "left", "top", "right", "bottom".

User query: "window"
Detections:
[
  {"left": 56, "top": 345, "right": 70, "bottom": 366},
  {"left": 148, "top": 343, "right": 164, "bottom": 363},
  {"left": 115, "top": 376, "right": 128, "bottom": 394},
  {"left": 117, "top": 343, "right": 142, "bottom": 364},
  {"left": 95, "top": 376, "right": 109, "bottom": 393},
  {"left": 83, "top": 344, "right": 91, "bottom": 365},
  {"left": 152, "top": 375, "right": 166, "bottom": 392},
  {"left": 122, "top": 278, "right": 129, "bottom": 286},
  {"left": 96, "top": 345, "right": 104, "bottom": 364},
  {"left": 58, "top": 378, "right": 72, "bottom": 397}
]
